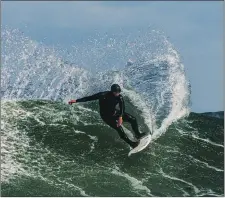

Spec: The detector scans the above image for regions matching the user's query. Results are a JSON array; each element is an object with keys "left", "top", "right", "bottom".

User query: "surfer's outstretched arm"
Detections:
[
  {"left": 68, "top": 92, "right": 108, "bottom": 104},
  {"left": 76, "top": 92, "right": 105, "bottom": 102}
]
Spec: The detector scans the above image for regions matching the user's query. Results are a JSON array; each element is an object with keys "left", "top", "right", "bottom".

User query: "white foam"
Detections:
[
  {"left": 159, "top": 168, "right": 200, "bottom": 194},
  {"left": 73, "top": 129, "right": 98, "bottom": 153},
  {"left": 87, "top": 135, "right": 98, "bottom": 153},
  {"left": 29, "top": 165, "right": 89, "bottom": 196},
  {"left": 197, "top": 189, "right": 224, "bottom": 197},
  {"left": 55, "top": 178, "right": 89, "bottom": 196},
  {"left": 111, "top": 166, "right": 152, "bottom": 196},
  {"left": 176, "top": 125, "right": 224, "bottom": 150},
  {"left": 188, "top": 155, "right": 223, "bottom": 172},
  {"left": 191, "top": 134, "right": 224, "bottom": 148},
  {"left": 73, "top": 129, "right": 86, "bottom": 134}
]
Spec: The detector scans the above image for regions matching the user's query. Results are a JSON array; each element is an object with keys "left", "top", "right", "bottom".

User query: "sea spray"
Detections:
[{"left": 2, "top": 28, "right": 190, "bottom": 142}]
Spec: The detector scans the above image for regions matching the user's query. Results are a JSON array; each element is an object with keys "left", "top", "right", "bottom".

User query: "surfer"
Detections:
[{"left": 68, "top": 84, "right": 145, "bottom": 148}]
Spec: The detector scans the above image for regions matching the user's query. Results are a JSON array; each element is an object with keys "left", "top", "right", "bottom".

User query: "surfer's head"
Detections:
[{"left": 111, "top": 84, "right": 121, "bottom": 96}]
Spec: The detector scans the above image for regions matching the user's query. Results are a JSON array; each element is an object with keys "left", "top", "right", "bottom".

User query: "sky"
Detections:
[{"left": 2, "top": 1, "right": 223, "bottom": 113}]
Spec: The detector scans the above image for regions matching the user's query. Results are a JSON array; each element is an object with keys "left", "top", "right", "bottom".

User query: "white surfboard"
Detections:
[{"left": 128, "top": 134, "right": 152, "bottom": 156}]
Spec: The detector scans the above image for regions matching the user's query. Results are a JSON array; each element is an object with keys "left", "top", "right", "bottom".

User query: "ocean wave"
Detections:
[{"left": 1, "top": 28, "right": 223, "bottom": 197}]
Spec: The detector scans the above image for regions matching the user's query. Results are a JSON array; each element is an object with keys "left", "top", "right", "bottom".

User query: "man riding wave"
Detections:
[{"left": 68, "top": 84, "right": 145, "bottom": 148}]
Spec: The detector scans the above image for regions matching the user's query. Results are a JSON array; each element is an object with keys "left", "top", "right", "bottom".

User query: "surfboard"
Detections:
[{"left": 128, "top": 134, "right": 152, "bottom": 156}]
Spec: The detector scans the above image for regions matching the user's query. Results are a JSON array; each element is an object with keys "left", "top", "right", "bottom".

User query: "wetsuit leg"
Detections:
[
  {"left": 122, "top": 112, "right": 145, "bottom": 139},
  {"left": 102, "top": 117, "right": 138, "bottom": 148}
]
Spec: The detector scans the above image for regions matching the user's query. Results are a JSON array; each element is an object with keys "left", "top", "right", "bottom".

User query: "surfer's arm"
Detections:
[
  {"left": 116, "top": 96, "right": 125, "bottom": 127},
  {"left": 76, "top": 92, "right": 107, "bottom": 102},
  {"left": 118, "top": 95, "right": 125, "bottom": 117}
]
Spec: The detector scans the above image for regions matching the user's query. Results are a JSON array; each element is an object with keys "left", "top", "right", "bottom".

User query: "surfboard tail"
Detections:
[{"left": 128, "top": 135, "right": 152, "bottom": 156}]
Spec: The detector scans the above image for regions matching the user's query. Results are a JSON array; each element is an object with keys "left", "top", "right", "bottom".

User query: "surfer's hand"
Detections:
[
  {"left": 117, "top": 117, "right": 123, "bottom": 127},
  {"left": 68, "top": 100, "right": 76, "bottom": 105}
]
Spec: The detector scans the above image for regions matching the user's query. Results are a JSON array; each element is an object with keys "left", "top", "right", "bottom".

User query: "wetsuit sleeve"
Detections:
[
  {"left": 118, "top": 95, "right": 125, "bottom": 117},
  {"left": 76, "top": 92, "right": 107, "bottom": 102}
]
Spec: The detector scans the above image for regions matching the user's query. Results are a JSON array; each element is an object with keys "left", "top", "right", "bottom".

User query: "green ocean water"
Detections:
[{"left": 1, "top": 100, "right": 224, "bottom": 197}]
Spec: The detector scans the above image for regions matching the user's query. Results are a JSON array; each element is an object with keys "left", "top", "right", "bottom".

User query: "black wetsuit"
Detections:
[{"left": 76, "top": 91, "right": 143, "bottom": 148}]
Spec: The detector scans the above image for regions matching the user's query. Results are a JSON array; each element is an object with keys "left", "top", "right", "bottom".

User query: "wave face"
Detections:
[
  {"left": 1, "top": 28, "right": 223, "bottom": 196},
  {"left": 1, "top": 101, "right": 224, "bottom": 196}
]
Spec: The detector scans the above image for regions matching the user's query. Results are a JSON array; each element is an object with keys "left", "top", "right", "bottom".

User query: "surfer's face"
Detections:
[{"left": 113, "top": 92, "right": 120, "bottom": 96}]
